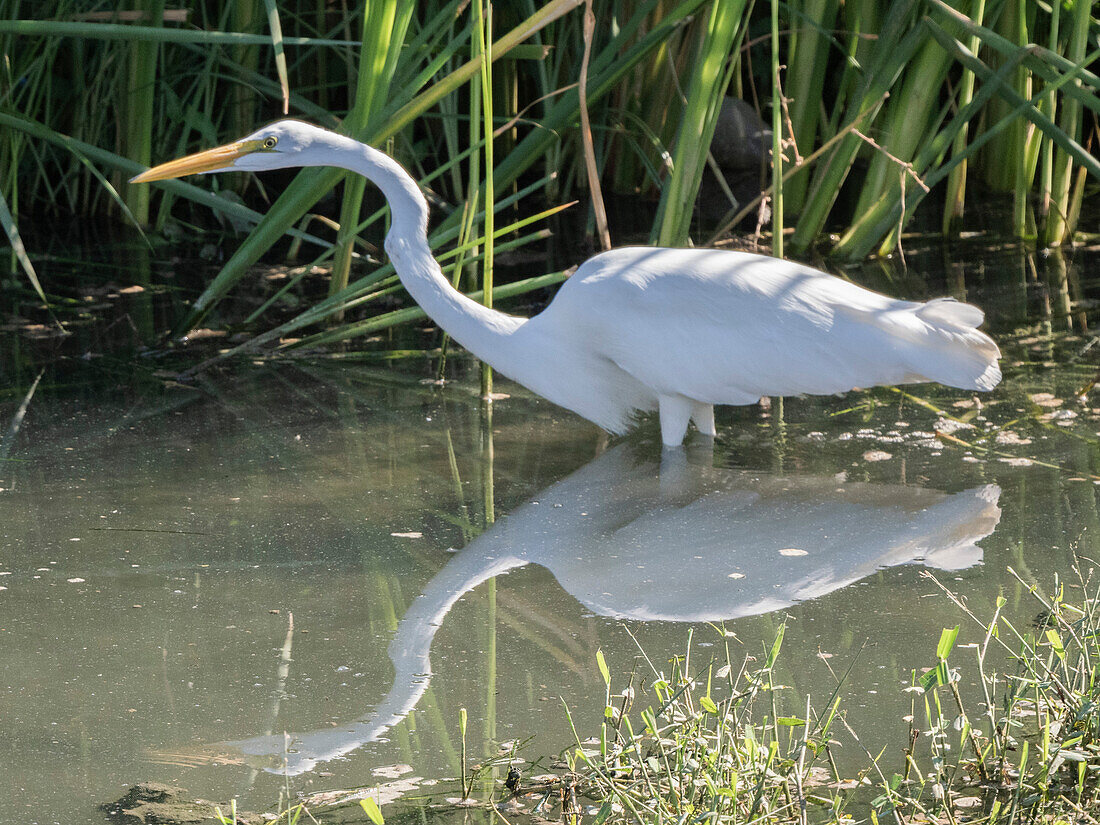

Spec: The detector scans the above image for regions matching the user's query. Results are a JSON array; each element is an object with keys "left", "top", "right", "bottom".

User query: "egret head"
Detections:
[{"left": 130, "top": 120, "right": 332, "bottom": 183}]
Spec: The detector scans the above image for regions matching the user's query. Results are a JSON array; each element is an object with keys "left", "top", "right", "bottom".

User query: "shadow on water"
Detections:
[{"left": 3, "top": 227, "right": 1100, "bottom": 821}]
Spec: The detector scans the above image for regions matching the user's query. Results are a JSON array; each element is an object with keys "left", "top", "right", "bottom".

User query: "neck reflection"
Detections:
[{"left": 225, "top": 443, "right": 1001, "bottom": 775}]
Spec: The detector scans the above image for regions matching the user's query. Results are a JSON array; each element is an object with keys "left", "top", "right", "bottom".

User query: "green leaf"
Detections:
[
  {"left": 1057, "top": 749, "right": 1089, "bottom": 762},
  {"left": 700, "top": 696, "right": 719, "bottom": 714},
  {"left": 0, "top": 188, "right": 55, "bottom": 327},
  {"left": 592, "top": 801, "right": 613, "bottom": 825},
  {"left": 936, "top": 626, "right": 960, "bottom": 660},
  {"left": 0, "top": 18, "right": 352, "bottom": 46},
  {"left": 765, "top": 624, "right": 786, "bottom": 669},
  {"left": 596, "top": 648, "right": 610, "bottom": 685},
  {"left": 1046, "top": 629, "right": 1066, "bottom": 661},
  {"left": 777, "top": 716, "right": 806, "bottom": 727},
  {"left": 359, "top": 797, "right": 384, "bottom": 825},
  {"left": 261, "top": 0, "right": 290, "bottom": 114},
  {"left": 919, "top": 668, "right": 941, "bottom": 692}
]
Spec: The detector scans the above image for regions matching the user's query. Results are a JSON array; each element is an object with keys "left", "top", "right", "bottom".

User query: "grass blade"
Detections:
[
  {"left": 0, "top": 188, "right": 61, "bottom": 331},
  {"left": 261, "top": 0, "right": 290, "bottom": 114},
  {"left": 655, "top": 0, "right": 748, "bottom": 247},
  {"left": 175, "top": 0, "right": 583, "bottom": 335}
]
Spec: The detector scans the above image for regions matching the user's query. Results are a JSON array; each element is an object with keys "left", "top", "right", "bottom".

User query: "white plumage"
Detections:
[{"left": 133, "top": 120, "right": 1002, "bottom": 445}]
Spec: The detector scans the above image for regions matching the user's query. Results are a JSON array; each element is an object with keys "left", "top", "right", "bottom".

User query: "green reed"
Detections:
[
  {"left": 562, "top": 560, "right": 1100, "bottom": 825},
  {"left": 654, "top": 0, "right": 747, "bottom": 247},
  {"left": 1, "top": 0, "right": 1098, "bottom": 355}
]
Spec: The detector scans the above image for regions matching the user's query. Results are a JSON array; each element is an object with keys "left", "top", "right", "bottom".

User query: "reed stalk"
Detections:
[
  {"left": 121, "top": 0, "right": 164, "bottom": 225},
  {"left": 230, "top": 1, "right": 261, "bottom": 161},
  {"left": 847, "top": 9, "right": 957, "bottom": 227},
  {"left": 0, "top": 18, "right": 353, "bottom": 46},
  {"left": 769, "top": 0, "right": 783, "bottom": 258},
  {"left": 941, "top": 0, "right": 984, "bottom": 235},
  {"left": 1037, "top": 0, "right": 1062, "bottom": 229},
  {"left": 577, "top": 0, "right": 610, "bottom": 251},
  {"left": 1042, "top": 0, "right": 1094, "bottom": 246},
  {"left": 475, "top": 0, "right": 494, "bottom": 398},
  {"left": 655, "top": 0, "right": 747, "bottom": 247},
  {"left": 1008, "top": 0, "right": 1039, "bottom": 240},
  {"left": 789, "top": 2, "right": 925, "bottom": 255},
  {"left": 0, "top": 188, "right": 56, "bottom": 326},
  {"left": 329, "top": 0, "right": 414, "bottom": 312},
  {"left": 783, "top": 0, "right": 838, "bottom": 216},
  {"left": 261, "top": 0, "right": 290, "bottom": 114},
  {"left": 978, "top": 0, "right": 1028, "bottom": 193}
]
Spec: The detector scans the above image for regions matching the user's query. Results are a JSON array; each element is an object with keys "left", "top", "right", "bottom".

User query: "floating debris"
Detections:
[
  {"left": 372, "top": 764, "right": 413, "bottom": 779},
  {"left": 102, "top": 782, "right": 263, "bottom": 825},
  {"left": 862, "top": 450, "right": 892, "bottom": 462},
  {"left": 934, "top": 417, "right": 974, "bottom": 434},
  {"left": 1040, "top": 409, "right": 1077, "bottom": 425},
  {"left": 1029, "top": 392, "right": 1063, "bottom": 408}
]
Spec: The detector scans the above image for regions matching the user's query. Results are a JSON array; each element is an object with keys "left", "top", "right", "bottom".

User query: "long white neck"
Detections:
[
  {"left": 323, "top": 133, "right": 530, "bottom": 372},
  {"left": 310, "top": 132, "right": 655, "bottom": 434}
]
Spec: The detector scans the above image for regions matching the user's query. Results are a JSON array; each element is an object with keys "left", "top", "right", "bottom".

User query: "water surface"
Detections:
[{"left": 3, "top": 236, "right": 1100, "bottom": 823}]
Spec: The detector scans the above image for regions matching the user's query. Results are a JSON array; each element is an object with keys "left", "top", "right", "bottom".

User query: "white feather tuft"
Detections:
[
  {"left": 907, "top": 298, "right": 1001, "bottom": 391},
  {"left": 916, "top": 297, "right": 985, "bottom": 329}
]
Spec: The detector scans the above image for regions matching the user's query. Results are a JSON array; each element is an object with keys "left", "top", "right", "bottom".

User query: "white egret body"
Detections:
[{"left": 133, "top": 120, "right": 1001, "bottom": 445}]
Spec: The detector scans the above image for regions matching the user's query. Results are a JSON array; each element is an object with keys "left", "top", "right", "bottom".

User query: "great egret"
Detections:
[{"left": 133, "top": 120, "right": 1002, "bottom": 446}]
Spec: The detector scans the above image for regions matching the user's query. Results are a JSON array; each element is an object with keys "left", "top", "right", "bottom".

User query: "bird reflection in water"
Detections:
[{"left": 221, "top": 444, "right": 1001, "bottom": 776}]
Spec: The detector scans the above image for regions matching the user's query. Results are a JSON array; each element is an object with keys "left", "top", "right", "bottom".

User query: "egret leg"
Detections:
[
  {"left": 658, "top": 394, "right": 693, "bottom": 447},
  {"left": 658, "top": 443, "right": 689, "bottom": 498},
  {"left": 691, "top": 401, "right": 716, "bottom": 437}
]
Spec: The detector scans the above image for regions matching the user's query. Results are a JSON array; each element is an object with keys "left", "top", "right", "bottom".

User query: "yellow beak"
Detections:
[{"left": 129, "top": 140, "right": 253, "bottom": 183}]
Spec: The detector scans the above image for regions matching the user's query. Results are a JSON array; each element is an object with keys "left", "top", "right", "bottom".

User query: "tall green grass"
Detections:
[
  {"left": 563, "top": 561, "right": 1100, "bottom": 825},
  {"left": 0, "top": 0, "right": 1097, "bottom": 354}
]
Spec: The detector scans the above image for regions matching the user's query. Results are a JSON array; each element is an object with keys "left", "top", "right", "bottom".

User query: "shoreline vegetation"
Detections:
[
  {"left": 1, "top": 0, "right": 1098, "bottom": 358},
  {"left": 109, "top": 560, "right": 1100, "bottom": 825}
]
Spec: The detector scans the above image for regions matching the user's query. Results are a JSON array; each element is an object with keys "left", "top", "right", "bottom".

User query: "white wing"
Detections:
[{"left": 547, "top": 247, "right": 1000, "bottom": 406}]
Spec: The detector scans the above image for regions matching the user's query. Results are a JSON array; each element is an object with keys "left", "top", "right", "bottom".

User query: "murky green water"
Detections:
[{"left": 3, "top": 236, "right": 1100, "bottom": 823}]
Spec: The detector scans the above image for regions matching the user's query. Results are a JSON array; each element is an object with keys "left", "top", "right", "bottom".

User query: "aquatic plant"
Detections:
[
  {"left": 0, "top": 0, "right": 1097, "bottom": 349},
  {"left": 556, "top": 562, "right": 1100, "bottom": 825},
  {"left": 263, "top": 558, "right": 1100, "bottom": 825}
]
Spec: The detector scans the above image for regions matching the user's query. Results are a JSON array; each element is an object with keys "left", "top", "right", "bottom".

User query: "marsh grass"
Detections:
[
  {"left": 268, "top": 558, "right": 1100, "bottom": 825},
  {"left": 546, "top": 561, "right": 1100, "bottom": 825},
  {"left": 1, "top": 0, "right": 1098, "bottom": 356}
]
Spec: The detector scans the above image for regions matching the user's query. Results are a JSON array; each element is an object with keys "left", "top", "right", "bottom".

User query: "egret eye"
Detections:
[{"left": 262, "top": 136, "right": 278, "bottom": 150}]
